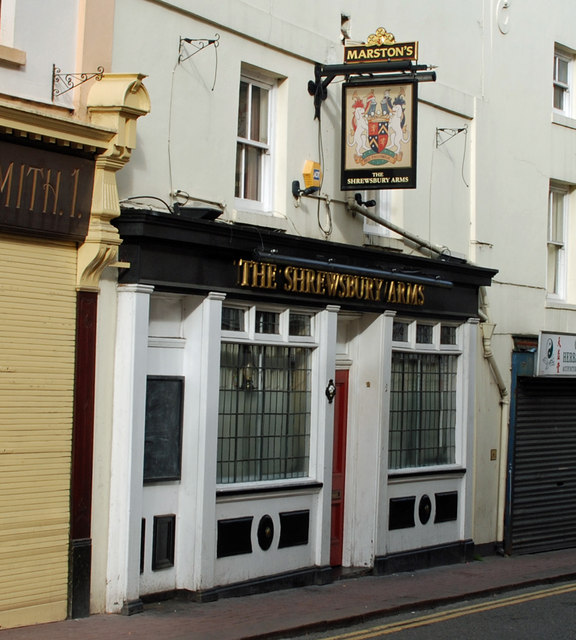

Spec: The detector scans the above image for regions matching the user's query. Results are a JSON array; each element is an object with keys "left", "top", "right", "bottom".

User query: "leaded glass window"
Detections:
[
  {"left": 218, "top": 343, "right": 312, "bottom": 483},
  {"left": 389, "top": 352, "right": 457, "bottom": 469}
]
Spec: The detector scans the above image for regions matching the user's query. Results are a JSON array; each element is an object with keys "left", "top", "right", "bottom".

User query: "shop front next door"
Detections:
[
  {"left": 330, "top": 369, "right": 349, "bottom": 566},
  {"left": 507, "top": 374, "right": 576, "bottom": 554}
]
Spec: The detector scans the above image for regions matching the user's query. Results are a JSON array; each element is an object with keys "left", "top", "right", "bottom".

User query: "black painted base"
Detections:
[
  {"left": 141, "top": 566, "right": 333, "bottom": 605},
  {"left": 474, "top": 541, "right": 504, "bottom": 558},
  {"left": 69, "top": 538, "right": 91, "bottom": 619},
  {"left": 373, "top": 539, "right": 475, "bottom": 575},
  {"left": 121, "top": 599, "right": 145, "bottom": 615}
]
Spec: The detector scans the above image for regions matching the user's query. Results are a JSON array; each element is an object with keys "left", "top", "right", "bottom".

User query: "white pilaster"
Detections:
[
  {"left": 106, "top": 284, "right": 153, "bottom": 613},
  {"left": 462, "top": 317, "right": 480, "bottom": 541},
  {"left": 374, "top": 310, "right": 396, "bottom": 557},
  {"left": 179, "top": 292, "right": 225, "bottom": 591},
  {"left": 312, "top": 304, "right": 340, "bottom": 566}
]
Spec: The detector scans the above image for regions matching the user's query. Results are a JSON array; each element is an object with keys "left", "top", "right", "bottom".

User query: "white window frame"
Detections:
[
  {"left": 554, "top": 47, "right": 572, "bottom": 116},
  {"left": 217, "top": 304, "right": 319, "bottom": 489},
  {"left": 547, "top": 183, "right": 568, "bottom": 299},
  {"left": 0, "top": 0, "right": 16, "bottom": 47},
  {"left": 389, "top": 318, "right": 464, "bottom": 474},
  {"left": 362, "top": 190, "right": 392, "bottom": 237},
  {"left": 234, "top": 69, "right": 275, "bottom": 214}
]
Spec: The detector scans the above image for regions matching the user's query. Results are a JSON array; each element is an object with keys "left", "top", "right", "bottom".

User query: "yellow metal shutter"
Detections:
[{"left": 0, "top": 235, "right": 77, "bottom": 628}]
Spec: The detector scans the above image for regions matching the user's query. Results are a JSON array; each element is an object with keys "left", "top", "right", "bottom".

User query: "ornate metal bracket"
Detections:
[
  {"left": 435, "top": 126, "right": 468, "bottom": 148},
  {"left": 178, "top": 34, "right": 220, "bottom": 64},
  {"left": 308, "top": 60, "right": 436, "bottom": 120},
  {"left": 52, "top": 64, "right": 104, "bottom": 100}
]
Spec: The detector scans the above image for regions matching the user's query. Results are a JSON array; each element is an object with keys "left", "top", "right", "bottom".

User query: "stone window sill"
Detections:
[{"left": 0, "top": 44, "right": 25, "bottom": 67}]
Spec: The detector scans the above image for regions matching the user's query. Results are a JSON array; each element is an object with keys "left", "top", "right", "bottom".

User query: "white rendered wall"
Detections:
[
  {"left": 0, "top": 0, "right": 78, "bottom": 106},
  {"left": 106, "top": 0, "right": 576, "bottom": 559}
]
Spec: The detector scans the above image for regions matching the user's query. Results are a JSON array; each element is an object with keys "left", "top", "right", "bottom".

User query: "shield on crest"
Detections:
[{"left": 368, "top": 120, "right": 388, "bottom": 153}]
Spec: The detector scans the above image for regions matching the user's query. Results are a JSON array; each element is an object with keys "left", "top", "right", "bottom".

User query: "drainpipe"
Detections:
[{"left": 478, "top": 287, "right": 509, "bottom": 551}]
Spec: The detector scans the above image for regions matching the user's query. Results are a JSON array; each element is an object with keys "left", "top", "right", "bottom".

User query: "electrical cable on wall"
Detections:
[
  {"left": 436, "top": 125, "right": 469, "bottom": 187},
  {"left": 315, "top": 115, "right": 333, "bottom": 237},
  {"left": 426, "top": 125, "right": 469, "bottom": 255},
  {"left": 168, "top": 35, "right": 220, "bottom": 202},
  {"left": 120, "top": 196, "right": 173, "bottom": 211}
]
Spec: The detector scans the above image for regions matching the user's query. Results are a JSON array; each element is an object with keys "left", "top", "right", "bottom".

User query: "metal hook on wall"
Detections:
[
  {"left": 435, "top": 125, "right": 468, "bottom": 148},
  {"left": 178, "top": 34, "right": 220, "bottom": 64}
]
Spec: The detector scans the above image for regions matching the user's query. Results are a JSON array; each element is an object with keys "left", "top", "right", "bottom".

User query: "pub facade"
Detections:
[
  {"left": 104, "top": 207, "right": 494, "bottom": 608},
  {"left": 93, "top": 0, "right": 576, "bottom": 617}
]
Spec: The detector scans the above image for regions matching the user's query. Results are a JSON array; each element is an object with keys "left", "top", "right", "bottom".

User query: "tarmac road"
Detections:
[{"left": 294, "top": 580, "right": 576, "bottom": 640}]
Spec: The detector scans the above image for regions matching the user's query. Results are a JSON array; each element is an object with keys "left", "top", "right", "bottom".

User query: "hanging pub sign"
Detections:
[
  {"left": 340, "top": 27, "right": 419, "bottom": 191},
  {"left": 341, "top": 81, "right": 417, "bottom": 190}
]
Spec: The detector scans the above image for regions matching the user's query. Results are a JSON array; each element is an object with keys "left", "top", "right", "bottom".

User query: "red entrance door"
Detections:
[{"left": 330, "top": 369, "right": 349, "bottom": 566}]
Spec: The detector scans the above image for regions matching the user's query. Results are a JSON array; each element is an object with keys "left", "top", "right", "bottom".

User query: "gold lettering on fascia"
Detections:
[
  {"left": 235, "top": 259, "right": 425, "bottom": 306},
  {"left": 0, "top": 160, "right": 83, "bottom": 218}
]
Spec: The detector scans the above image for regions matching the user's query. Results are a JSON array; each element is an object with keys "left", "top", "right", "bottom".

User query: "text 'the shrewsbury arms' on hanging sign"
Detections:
[{"left": 341, "top": 28, "right": 419, "bottom": 191}]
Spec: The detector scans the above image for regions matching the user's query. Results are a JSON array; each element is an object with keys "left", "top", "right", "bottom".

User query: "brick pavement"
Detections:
[{"left": 2, "top": 548, "right": 576, "bottom": 639}]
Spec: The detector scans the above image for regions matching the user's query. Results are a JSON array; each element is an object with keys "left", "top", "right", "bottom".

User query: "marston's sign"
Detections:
[
  {"left": 344, "top": 27, "right": 418, "bottom": 64},
  {"left": 341, "top": 27, "right": 420, "bottom": 190},
  {"left": 0, "top": 139, "right": 95, "bottom": 241},
  {"left": 236, "top": 258, "right": 426, "bottom": 307}
]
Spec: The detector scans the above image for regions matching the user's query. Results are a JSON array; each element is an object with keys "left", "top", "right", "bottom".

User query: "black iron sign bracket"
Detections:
[{"left": 307, "top": 60, "right": 436, "bottom": 120}]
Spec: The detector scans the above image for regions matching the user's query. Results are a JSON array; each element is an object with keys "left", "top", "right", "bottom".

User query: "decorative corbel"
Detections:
[{"left": 77, "top": 74, "right": 150, "bottom": 291}]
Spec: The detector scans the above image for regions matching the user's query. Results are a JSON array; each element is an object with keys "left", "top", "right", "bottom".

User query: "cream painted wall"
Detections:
[
  {"left": 90, "top": 270, "right": 119, "bottom": 613},
  {"left": 0, "top": 0, "right": 77, "bottom": 106},
  {"left": 105, "top": 0, "right": 576, "bottom": 562}
]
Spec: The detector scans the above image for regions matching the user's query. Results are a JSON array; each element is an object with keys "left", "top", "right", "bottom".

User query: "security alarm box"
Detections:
[{"left": 302, "top": 160, "right": 322, "bottom": 190}]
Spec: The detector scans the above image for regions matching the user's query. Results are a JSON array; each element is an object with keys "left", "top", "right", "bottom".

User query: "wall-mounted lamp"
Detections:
[
  {"left": 325, "top": 379, "right": 337, "bottom": 404},
  {"left": 292, "top": 180, "right": 319, "bottom": 199},
  {"left": 354, "top": 193, "right": 377, "bottom": 208}
]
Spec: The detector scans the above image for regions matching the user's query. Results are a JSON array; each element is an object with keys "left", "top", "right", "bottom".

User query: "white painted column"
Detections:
[
  {"left": 106, "top": 284, "right": 153, "bottom": 613},
  {"left": 344, "top": 311, "right": 387, "bottom": 567},
  {"left": 462, "top": 317, "right": 480, "bottom": 541},
  {"left": 178, "top": 292, "right": 225, "bottom": 591},
  {"left": 312, "top": 304, "right": 340, "bottom": 567},
  {"left": 374, "top": 310, "right": 395, "bottom": 558}
]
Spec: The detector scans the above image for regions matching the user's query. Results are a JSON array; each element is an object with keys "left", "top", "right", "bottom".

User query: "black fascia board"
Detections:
[{"left": 113, "top": 208, "right": 497, "bottom": 317}]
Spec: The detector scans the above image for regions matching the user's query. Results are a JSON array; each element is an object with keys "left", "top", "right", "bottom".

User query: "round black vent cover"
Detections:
[{"left": 257, "top": 515, "right": 274, "bottom": 550}]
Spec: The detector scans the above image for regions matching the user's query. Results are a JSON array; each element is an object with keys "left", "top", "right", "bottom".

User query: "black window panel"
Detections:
[
  {"left": 140, "top": 518, "right": 146, "bottom": 574},
  {"left": 278, "top": 510, "right": 310, "bottom": 548},
  {"left": 435, "top": 491, "right": 458, "bottom": 523},
  {"left": 144, "top": 376, "right": 184, "bottom": 483},
  {"left": 217, "top": 517, "right": 253, "bottom": 558},
  {"left": 389, "top": 496, "right": 416, "bottom": 530},
  {"left": 152, "top": 515, "right": 176, "bottom": 571}
]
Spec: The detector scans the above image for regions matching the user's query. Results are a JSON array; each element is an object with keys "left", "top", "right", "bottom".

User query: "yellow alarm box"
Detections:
[{"left": 302, "top": 160, "right": 322, "bottom": 190}]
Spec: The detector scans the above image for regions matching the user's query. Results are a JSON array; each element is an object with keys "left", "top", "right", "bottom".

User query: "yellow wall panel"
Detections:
[{"left": 0, "top": 235, "right": 77, "bottom": 626}]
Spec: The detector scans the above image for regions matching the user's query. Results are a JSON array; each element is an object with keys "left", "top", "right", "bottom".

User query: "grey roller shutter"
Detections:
[{"left": 510, "top": 377, "right": 576, "bottom": 554}]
